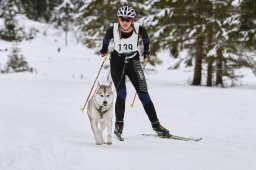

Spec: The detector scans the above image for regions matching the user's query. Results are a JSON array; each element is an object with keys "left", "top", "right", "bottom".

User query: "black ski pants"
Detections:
[{"left": 110, "top": 50, "right": 159, "bottom": 124}]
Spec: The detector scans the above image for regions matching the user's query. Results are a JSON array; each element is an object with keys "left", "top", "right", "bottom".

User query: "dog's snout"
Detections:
[{"left": 103, "top": 101, "right": 107, "bottom": 106}]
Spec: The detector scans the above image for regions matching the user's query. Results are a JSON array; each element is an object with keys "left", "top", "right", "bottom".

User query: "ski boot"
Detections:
[
  {"left": 152, "top": 121, "right": 170, "bottom": 137},
  {"left": 114, "top": 121, "right": 124, "bottom": 141}
]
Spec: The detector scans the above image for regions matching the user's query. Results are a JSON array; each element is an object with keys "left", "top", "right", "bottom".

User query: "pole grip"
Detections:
[{"left": 104, "top": 54, "right": 108, "bottom": 60}]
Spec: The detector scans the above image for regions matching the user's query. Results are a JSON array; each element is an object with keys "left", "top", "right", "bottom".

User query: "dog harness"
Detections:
[
  {"left": 93, "top": 102, "right": 111, "bottom": 119},
  {"left": 97, "top": 106, "right": 108, "bottom": 119}
]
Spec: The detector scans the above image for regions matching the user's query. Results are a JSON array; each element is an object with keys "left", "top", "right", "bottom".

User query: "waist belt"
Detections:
[{"left": 118, "top": 51, "right": 137, "bottom": 59}]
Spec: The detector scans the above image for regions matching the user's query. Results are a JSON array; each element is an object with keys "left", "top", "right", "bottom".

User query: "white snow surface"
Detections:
[{"left": 1, "top": 19, "right": 256, "bottom": 170}]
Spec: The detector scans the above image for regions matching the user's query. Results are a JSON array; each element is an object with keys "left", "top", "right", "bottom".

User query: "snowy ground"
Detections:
[{"left": 1, "top": 20, "right": 256, "bottom": 170}]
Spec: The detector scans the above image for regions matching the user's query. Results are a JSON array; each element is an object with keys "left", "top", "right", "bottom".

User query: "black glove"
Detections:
[
  {"left": 143, "top": 51, "right": 150, "bottom": 61},
  {"left": 100, "top": 49, "right": 108, "bottom": 57}
]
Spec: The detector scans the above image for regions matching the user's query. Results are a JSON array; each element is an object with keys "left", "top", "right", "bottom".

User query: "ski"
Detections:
[{"left": 142, "top": 134, "right": 202, "bottom": 142}]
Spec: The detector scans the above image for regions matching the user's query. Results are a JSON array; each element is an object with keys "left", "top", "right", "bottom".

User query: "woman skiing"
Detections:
[{"left": 100, "top": 6, "right": 169, "bottom": 139}]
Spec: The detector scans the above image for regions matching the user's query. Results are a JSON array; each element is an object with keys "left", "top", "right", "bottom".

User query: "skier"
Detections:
[{"left": 100, "top": 6, "right": 170, "bottom": 139}]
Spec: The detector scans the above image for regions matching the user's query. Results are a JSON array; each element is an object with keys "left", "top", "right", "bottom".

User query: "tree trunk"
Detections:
[
  {"left": 192, "top": 35, "right": 203, "bottom": 86},
  {"left": 206, "top": 57, "right": 214, "bottom": 86},
  {"left": 206, "top": 22, "right": 213, "bottom": 87},
  {"left": 65, "top": 30, "right": 68, "bottom": 46},
  {"left": 216, "top": 47, "right": 224, "bottom": 87}
]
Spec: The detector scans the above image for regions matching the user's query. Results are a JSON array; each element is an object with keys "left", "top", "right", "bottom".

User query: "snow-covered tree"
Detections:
[
  {"left": 0, "top": 0, "right": 6, "bottom": 17},
  {"left": 139, "top": 0, "right": 175, "bottom": 56},
  {"left": 142, "top": 0, "right": 213, "bottom": 85},
  {"left": 233, "top": 0, "right": 256, "bottom": 77},
  {"left": 20, "top": 0, "right": 62, "bottom": 22},
  {"left": 2, "top": 42, "right": 33, "bottom": 73},
  {"left": 0, "top": 0, "right": 19, "bottom": 41},
  {"left": 142, "top": 0, "right": 255, "bottom": 87},
  {"left": 208, "top": 0, "right": 256, "bottom": 87},
  {"left": 239, "top": 0, "right": 256, "bottom": 50},
  {"left": 53, "top": 0, "right": 75, "bottom": 45}
]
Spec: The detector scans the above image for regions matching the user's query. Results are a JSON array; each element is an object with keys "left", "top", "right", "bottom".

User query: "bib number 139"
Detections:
[{"left": 119, "top": 44, "right": 133, "bottom": 51}]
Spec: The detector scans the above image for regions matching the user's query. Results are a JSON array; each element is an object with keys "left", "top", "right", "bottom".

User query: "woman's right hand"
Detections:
[{"left": 143, "top": 51, "right": 150, "bottom": 60}]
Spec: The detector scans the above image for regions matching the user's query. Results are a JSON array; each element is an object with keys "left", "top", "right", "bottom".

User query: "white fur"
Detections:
[{"left": 87, "top": 82, "right": 114, "bottom": 145}]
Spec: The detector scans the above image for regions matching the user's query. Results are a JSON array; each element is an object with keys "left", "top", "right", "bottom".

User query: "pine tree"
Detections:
[
  {"left": 239, "top": 0, "right": 256, "bottom": 50},
  {"left": 194, "top": 0, "right": 254, "bottom": 87},
  {"left": 79, "top": 0, "right": 122, "bottom": 48},
  {"left": 20, "top": 0, "right": 64, "bottom": 22},
  {"left": 0, "top": 0, "right": 6, "bottom": 17},
  {"left": 145, "top": 0, "right": 256, "bottom": 87},
  {"left": 70, "top": 0, "right": 85, "bottom": 25},
  {"left": 54, "top": 0, "right": 75, "bottom": 45},
  {"left": 210, "top": 1, "right": 247, "bottom": 87},
  {"left": 189, "top": 1, "right": 212, "bottom": 86},
  {"left": 144, "top": 0, "right": 212, "bottom": 85},
  {"left": 20, "top": 0, "right": 46, "bottom": 21},
  {"left": 3, "top": 43, "right": 33, "bottom": 73},
  {"left": 139, "top": 0, "right": 173, "bottom": 56},
  {"left": 233, "top": 0, "right": 256, "bottom": 78},
  {"left": 0, "top": 0, "right": 19, "bottom": 41}
]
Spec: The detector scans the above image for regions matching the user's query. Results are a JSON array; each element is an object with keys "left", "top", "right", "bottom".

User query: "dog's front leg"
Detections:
[
  {"left": 106, "top": 118, "right": 112, "bottom": 145},
  {"left": 99, "top": 122, "right": 106, "bottom": 144},
  {"left": 91, "top": 120, "right": 101, "bottom": 145}
]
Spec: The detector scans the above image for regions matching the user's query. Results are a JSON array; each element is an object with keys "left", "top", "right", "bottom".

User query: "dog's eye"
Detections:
[
  {"left": 100, "top": 95, "right": 104, "bottom": 97},
  {"left": 106, "top": 95, "right": 110, "bottom": 97}
]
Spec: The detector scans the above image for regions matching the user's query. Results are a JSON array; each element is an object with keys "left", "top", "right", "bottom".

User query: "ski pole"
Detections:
[
  {"left": 80, "top": 54, "right": 108, "bottom": 112},
  {"left": 130, "top": 58, "right": 148, "bottom": 108},
  {"left": 130, "top": 93, "right": 137, "bottom": 108}
]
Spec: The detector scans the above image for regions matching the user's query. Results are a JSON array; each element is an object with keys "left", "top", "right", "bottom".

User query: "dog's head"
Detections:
[{"left": 94, "top": 82, "right": 114, "bottom": 107}]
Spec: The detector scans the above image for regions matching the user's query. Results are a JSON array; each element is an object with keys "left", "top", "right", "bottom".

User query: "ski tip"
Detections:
[{"left": 195, "top": 137, "right": 203, "bottom": 141}]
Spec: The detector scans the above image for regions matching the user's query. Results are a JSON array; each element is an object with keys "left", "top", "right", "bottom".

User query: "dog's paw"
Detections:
[
  {"left": 106, "top": 141, "right": 112, "bottom": 145},
  {"left": 95, "top": 140, "right": 103, "bottom": 145},
  {"left": 95, "top": 140, "right": 105, "bottom": 145},
  {"left": 107, "top": 135, "right": 112, "bottom": 145}
]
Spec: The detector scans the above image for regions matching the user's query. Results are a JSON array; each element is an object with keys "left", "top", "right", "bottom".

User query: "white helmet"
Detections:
[{"left": 117, "top": 6, "right": 136, "bottom": 18}]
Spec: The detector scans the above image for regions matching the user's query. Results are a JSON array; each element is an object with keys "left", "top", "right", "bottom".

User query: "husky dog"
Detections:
[{"left": 87, "top": 82, "right": 114, "bottom": 145}]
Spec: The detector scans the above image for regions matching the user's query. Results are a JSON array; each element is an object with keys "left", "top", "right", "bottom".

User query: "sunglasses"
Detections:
[{"left": 119, "top": 17, "right": 132, "bottom": 22}]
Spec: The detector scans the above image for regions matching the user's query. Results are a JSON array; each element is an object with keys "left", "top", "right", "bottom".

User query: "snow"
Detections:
[
  {"left": 1, "top": 18, "right": 256, "bottom": 170},
  {"left": 231, "top": 0, "right": 243, "bottom": 6},
  {"left": 56, "top": 0, "right": 74, "bottom": 10}
]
